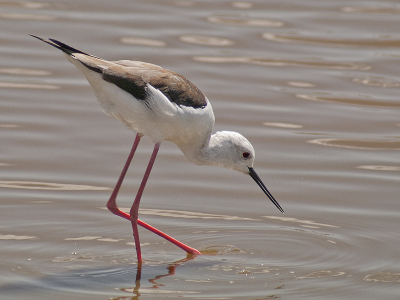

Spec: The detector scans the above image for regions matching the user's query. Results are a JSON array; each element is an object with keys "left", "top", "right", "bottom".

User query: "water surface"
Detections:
[{"left": 1, "top": 0, "right": 400, "bottom": 299}]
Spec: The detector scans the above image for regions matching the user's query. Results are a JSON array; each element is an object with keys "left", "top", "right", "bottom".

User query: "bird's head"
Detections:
[
  {"left": 208, "top": 131, "right": 255, "bottom": 173},
  {"left": 207, "top": 131, "right": 284, "bottom": 213}
]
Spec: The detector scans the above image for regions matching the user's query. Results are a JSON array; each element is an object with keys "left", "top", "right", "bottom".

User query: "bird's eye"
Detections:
[{"left": 242, "top": 152, "right": 251, "bottom": 159}]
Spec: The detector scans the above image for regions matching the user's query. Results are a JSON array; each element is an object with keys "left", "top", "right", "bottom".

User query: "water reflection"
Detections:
[
  {"left": 0, "top": 123, "right": 20, "bottom": 128},
  {"left": 0, "top": 12, "right": 55, "bottom": 21},
  {"left": 115, "top": 255, "right": 197, "bottom": 299},
  {"left": 264, "top": 216, "right": 338, "bottom": 229},
  {"left": 207, "top": 15, "right": 283, "bottom": 27},
  {"left": 308, "top": 138, "right": 400, "bottom": 150},
  {"left": 357, "top": 165, "right": 400, "bottom": 171},
  {"left": 353, "top": 77, "right": 400, "bottom": 88},
  {"left": 297, "top": 270, "right": 346, "bottom": 279},
  {"left": 200, "top": 245, "right": 244, "bottom": 255},
  {"left": 1, "top": 255, "right": 200, "bottom": 299},
  {"left": 297, "top": 94, "right": 400, "bottom": 107},
  {"left": 120, "top": 37, "right": 166, "bottom": 47},
  {"left": 342, "top": 6, "right": 400, "bottom": 14},
  {"left": 193, "top": 56, "right": 370, "bottom": 70},
  {"left": 0, "top": 234, "right": 36, "bottom": 240},
  {"left": 0, "top": 180, "right": 110, "bottom": 190},
  {"left": 287, "top": 81, "right": 316, "bottom": 88},
  {"left": 108, "top": 208, "right": 258, "bottom": 221},
  {"left": 262, "top": 32, "right": 400, "bottom": 48},
  {"left": 180, "top": 35, "right": 234, "bottom": 46},
  {"left": 0, "top": 67, "right": 51, "bottom": 76},
  {"left": 364, "top": 272, "right": 400, "bottom": 283},
  {"left": 0, "top": 82, "right": 59, "bottom": 89},
  {"left": 231, "top": 2, "right": 253, "bottom": 9},
  {"left": 52, "top": 253, "right": 98, "bottom": 262},
  {"left": 173, "top": 1, "right": 195, "bottom": 7},
  {"left": 0, "top": 1, "right": 50, "bottom": 9},
  {"left": 263, "top": 122, "right": 303, "bottom": 129},
  {"left": 138, "top": 208, "right": 257, "bottom": 221}
]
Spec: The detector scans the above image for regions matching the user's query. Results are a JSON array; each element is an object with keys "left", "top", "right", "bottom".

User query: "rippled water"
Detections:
[{"left": 1, "top": 0, "right": 400, "bottom": 299}]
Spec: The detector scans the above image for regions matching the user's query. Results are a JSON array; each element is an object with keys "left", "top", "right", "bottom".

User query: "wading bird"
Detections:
[{"left": 31, "top": 35, "right": 284, "bottom": 264}]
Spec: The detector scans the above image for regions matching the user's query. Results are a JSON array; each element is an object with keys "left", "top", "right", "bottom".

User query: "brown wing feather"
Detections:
[
  {"left": 116, "top": 61, "right": 207, "bottom": 108},
  {"left": 31, "top": 36, "right": 207, "bottom": 109}
]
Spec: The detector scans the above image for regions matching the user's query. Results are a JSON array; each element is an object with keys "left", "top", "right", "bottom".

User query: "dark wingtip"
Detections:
[
  {"left": 48, "top": 38, "right": 88, "bottom": 55},
  {"left": 30, "top": 34, "right": 64, "bottom": 52},
  {"left": 29, "top": 34, "right": 42, "bottom": 40},
  {"left": 29, "top": 33, "right": 49, "bottom": 43},
  {"left": 29, "top": 34, "right": 88, "bottom": 56}
]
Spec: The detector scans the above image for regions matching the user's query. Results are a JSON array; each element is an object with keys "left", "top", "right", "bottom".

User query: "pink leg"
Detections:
[
  {"left": 107, "top": 134, "right": 201, "bottom": 262},
  {"left": 130, "top": 142, "right": 160, "bottom": 263},
  {"left": 107, "top": 133, "right": 142, "bottom": 217}
]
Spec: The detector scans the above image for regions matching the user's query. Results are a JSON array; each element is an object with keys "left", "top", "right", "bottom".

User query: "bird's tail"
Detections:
[{"left": 29, "top": 34, "right": 96, "bottom": 58}]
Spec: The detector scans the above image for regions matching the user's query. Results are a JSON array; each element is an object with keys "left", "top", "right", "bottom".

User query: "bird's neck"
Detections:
[{"left": 178, "top": 131, "right": 234, "bottom": 169}]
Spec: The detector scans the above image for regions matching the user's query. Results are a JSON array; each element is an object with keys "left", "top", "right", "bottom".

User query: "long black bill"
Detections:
[{"left": 248, "top": 167, "right": 284, "bottom": 213}]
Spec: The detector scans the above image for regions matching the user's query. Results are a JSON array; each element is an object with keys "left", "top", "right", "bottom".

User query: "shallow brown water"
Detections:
[{"left": 1, "top": 0, "right": 400, "bottom": 299}]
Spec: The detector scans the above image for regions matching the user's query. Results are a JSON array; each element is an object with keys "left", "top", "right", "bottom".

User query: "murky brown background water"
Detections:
[{"left": 1, "top": 0, "right": 400, "bottom": 299}]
